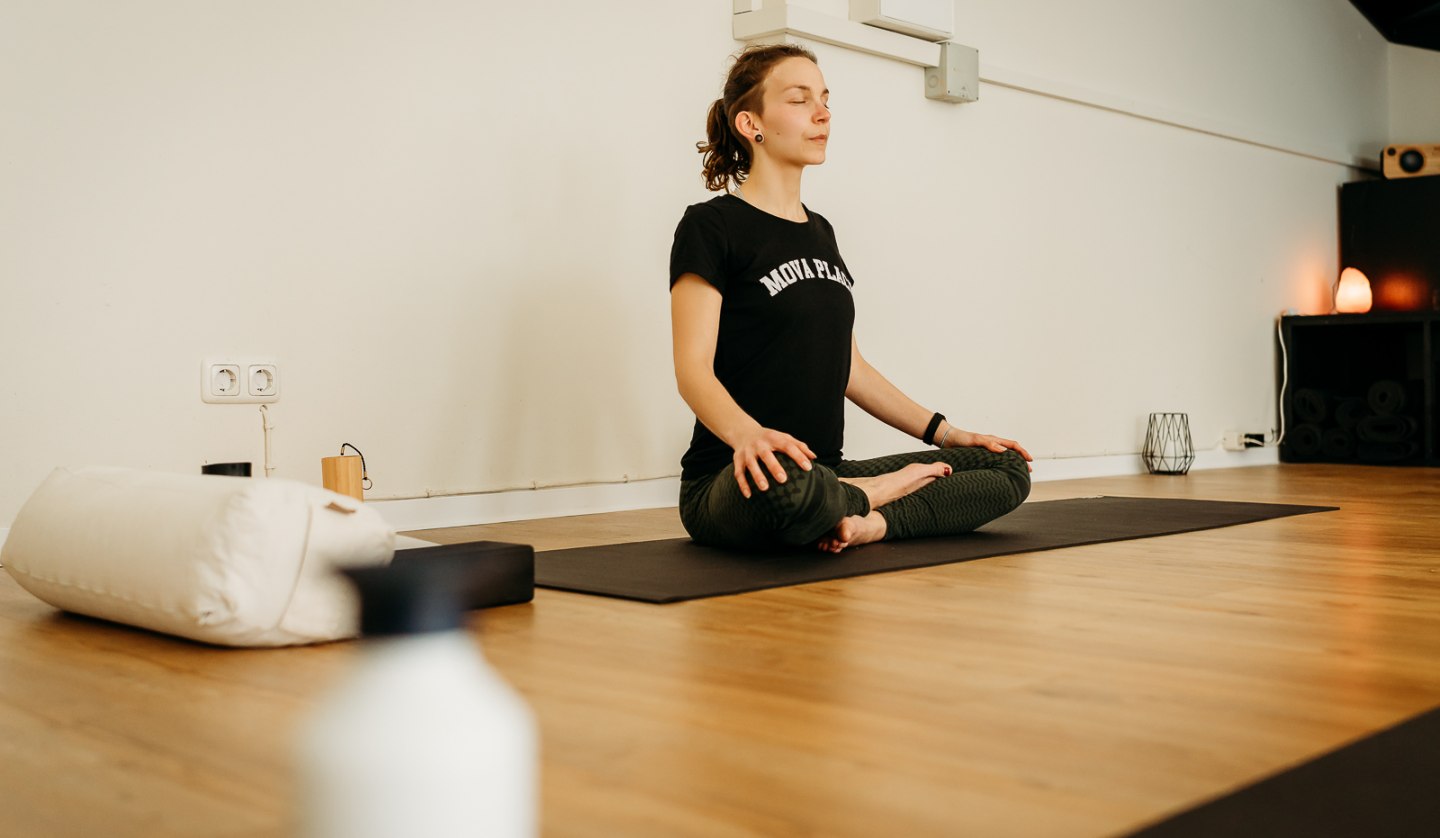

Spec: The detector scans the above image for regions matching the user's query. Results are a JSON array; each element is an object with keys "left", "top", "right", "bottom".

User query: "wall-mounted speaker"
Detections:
[{"left": 1381, "top": 144, "right": 1440, "bottom": 179}]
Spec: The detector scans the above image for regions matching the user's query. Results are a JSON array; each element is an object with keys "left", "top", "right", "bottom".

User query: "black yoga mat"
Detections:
[
  {"left": 534, "top": 497, "right": 1335, "bottom": 603},
  {"left": 1126, "top": 704, "right": 1440, "bottom": 837}
]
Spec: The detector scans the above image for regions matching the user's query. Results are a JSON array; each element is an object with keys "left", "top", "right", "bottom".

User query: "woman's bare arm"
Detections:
[
  {"left": 845, "top": 336, "right": 1032, "bottom": 462},
  {"left": 671, "top": 273, "right": 817, "bottom": 497}
]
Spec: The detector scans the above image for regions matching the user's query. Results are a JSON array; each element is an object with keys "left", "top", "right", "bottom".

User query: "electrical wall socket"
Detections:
[
  {"left": 202, "top": 356, "right": 280, "bottom": 404},
  {"left": 1223, "top": 430, "right": 1267, "bottom": 451}
]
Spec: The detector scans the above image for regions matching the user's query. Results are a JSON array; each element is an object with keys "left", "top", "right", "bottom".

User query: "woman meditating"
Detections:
[{"left": 670, "top": 44, "right": 1032, "bottom": 553}]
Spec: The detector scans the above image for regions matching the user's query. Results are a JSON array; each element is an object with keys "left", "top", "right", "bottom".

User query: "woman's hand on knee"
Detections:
[
  {"left": 732, "top": 428, "right": 816, "bottom": 498},
  {"left": 948, "top": 429, "right": 1033, "bottom": 468}
]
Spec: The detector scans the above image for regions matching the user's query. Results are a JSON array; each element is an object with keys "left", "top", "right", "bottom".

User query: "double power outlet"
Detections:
[{"left": 202, "top": 356, "right": 280, "bottom": 404}]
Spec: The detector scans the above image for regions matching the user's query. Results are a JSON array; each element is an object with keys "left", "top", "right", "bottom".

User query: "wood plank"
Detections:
[{"left": 1, "top": 464, "right": 1437, "bottom": 836}]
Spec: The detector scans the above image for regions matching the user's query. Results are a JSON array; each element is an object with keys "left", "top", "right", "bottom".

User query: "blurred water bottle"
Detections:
[{"left": 298, "top": 555, "right": 537, "bottom": 837}]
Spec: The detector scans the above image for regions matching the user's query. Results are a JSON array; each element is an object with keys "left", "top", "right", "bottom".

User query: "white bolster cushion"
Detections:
[{"left": 0, "top": 466, "right": 395, "bottom": 647}]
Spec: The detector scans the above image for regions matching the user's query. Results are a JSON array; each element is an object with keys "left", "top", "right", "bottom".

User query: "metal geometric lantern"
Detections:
[{"left": 1142, "top": 412, "right": 1195, "bottom": 475}]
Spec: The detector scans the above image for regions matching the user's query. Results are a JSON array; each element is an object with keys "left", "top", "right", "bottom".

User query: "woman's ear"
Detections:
[{"left": 734, "top": 111, "right": 762, "bottom": 143}]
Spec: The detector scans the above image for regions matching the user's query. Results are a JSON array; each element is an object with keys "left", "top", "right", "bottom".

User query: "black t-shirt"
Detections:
[{"left": 669, "top": 193, "right": 856, "bottom": 480}]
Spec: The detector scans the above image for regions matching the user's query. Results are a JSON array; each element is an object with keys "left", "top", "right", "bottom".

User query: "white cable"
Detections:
[
  {"left": 1272, "top": 316, "right": 1288, "bottom": 446},
  {"left": 259, "top": 405, "right": 275, "bottom": 477}
]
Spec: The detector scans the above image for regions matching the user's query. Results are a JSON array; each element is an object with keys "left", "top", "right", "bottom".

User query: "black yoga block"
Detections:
[{"left": 391, "top": 540, "right": 535, "bottom": 610}]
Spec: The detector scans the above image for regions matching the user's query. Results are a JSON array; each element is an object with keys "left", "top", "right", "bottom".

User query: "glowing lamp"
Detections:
[
  {"left": 1334, "top": 267, "right": 1372, "bottom": 313},
  {"left": 1375, "top": 273, "right": 1428, "bottom": 311}
]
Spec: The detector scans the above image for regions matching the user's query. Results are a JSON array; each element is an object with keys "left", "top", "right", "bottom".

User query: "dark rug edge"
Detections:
[{"left": 1122, "top": 702, "right": 1440, "bottom": 837}]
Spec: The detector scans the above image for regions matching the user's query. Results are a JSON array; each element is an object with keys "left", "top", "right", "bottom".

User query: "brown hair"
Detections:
[{"left": 697, "top": 43, "right": 819, "bottom": 192}]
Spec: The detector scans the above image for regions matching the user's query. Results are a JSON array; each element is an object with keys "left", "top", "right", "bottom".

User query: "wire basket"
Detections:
[{"left": 1142, "top": 413, "right": 1195, "bottom": 475}]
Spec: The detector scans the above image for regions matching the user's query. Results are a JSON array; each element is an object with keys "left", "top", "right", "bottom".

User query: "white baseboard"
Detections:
[
  {"left": 1031, "top": 445, "right": 1278, "bottom": 483},
  {"left": 367, "top": 447, "right": 1279, "bottom": 533},
  {"left": 369, "top": 477, "right": 683, "bottom": 533}
]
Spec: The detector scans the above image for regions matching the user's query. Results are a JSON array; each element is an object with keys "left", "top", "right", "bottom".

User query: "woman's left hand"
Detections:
[{"left": 948, "top": 428, "right": 1033, "bottom": 466}]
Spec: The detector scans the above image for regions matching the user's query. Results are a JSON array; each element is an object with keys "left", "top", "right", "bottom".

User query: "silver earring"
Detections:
[{"left": 754, "top": 133, "right": 764, "bottom": 144}]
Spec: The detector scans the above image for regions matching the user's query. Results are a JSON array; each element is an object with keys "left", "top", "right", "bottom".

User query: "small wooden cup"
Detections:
[{"left": 321, "top": 455, "right": 364, "bottom": 501}]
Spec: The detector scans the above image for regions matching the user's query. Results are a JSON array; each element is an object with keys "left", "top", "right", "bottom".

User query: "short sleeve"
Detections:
[
  {"left": 812, "top": 211, "right": 856, "bottom": 288},
  {"left": 669, "top": 202, "right": 728, "bottom": 292}
]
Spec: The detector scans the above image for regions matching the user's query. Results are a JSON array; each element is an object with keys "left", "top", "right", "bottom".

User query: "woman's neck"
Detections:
[{"left": 736, "top": 161, "right": 806, "bottom": 222}]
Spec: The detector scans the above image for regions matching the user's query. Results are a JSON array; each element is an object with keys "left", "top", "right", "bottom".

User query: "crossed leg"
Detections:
[
  {"left": 816, "top": 463, "right": 951, "bottom": 552},
  {"left": 678, "top": 448, "right": 1029, "bottom": 554},
  {"left": 820, "top": 447, "right": 1031, "bottom": 552}
]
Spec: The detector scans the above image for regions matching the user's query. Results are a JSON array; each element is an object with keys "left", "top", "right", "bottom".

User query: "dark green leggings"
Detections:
[{"left": 678, "top": 447, "right": 1031, "bottom": 550}]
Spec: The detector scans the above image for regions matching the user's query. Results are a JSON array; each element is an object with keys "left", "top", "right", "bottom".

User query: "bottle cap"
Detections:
[{"left": 340, "top": 554, "right": 483, "bottom": 637}]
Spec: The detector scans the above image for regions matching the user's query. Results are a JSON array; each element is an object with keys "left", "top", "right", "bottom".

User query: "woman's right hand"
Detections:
[{"left": 732, "top": 427, "right": 817, "bottom": 499}]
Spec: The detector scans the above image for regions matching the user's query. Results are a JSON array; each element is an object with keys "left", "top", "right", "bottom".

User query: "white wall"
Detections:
[
  {"left": 1389, "top": 44, "right": 1440, "bottom": 140},
  {"left": 959, "top": 0, "right": 1388, "bottom": 165},
  {"left": 0, "top": 1, "right": 1411, "bottom": 527}
]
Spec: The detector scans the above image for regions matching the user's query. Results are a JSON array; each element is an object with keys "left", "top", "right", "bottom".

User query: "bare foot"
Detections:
[
  {"left": 839, "top": 462, "right": 951, "bottom": 510},
  {"left": 817, "top": 511, "right": 888, "bottom": 553}
]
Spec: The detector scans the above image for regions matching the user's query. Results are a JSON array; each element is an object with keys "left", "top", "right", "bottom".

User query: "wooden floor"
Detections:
[{"left": 2, "top": 464, "right": 1438, "bottom": 837}]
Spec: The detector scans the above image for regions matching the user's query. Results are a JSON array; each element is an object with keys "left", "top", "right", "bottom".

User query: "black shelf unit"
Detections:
[{"left": 1278, "top": 312, "right": 1438, "bottom": 465}]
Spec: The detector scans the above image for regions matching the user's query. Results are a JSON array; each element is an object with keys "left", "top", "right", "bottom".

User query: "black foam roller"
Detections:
[
  {"left": 1321, "top": 428, "right": 1355, "bottom": 461},
  {"left": 1356, "top": 415, "right": 1419, "bottom": 444},
  {"left": 1367, "top": 380, "right": 1409, "bottom": 416},
  {"left": 1289, "top": 423, "right": 1324, "bottom": 459},
  {"left": 1294, "top": 389, "right": 1328, "bottom": 424},
  {"left": 1334, "top": 398, "right": 1367, "bottom": 431},
  {"left": 1357, "top": 441, "right": 1420, "bottom": 464}
]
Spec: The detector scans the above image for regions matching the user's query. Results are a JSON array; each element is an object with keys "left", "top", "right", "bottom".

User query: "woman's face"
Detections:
[{"left": 751, "top": 57, "right": 830, "bottom": 167}]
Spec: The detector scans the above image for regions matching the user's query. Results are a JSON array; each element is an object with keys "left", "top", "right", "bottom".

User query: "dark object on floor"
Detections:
[
  {"left": 392, "top": 541, "right": 534, "bottom": 610},
  {"left": 1142, "top": 413, "right": 1195, "bottom": 475},
  {"left": 1125, "top": 703, "right": 1440, "bottom": 838},
  {"left": 534, "top": 497, "right": 1335, "bottom": 603}
]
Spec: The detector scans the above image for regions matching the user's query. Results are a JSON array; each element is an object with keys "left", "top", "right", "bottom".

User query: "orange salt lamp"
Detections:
[{"left": 1334, "top": 267, "right": 1372, "bottom": 313}]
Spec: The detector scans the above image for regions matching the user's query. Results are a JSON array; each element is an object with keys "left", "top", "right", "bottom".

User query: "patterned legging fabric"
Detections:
[{"left": 678, "top": 447, "right": 1031, "bottom": 550}]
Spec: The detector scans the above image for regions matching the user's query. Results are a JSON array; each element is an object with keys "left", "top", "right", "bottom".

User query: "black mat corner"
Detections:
[
  {"left": 534, "top": 496, "right": 1336, "bottom": 603},
  {"left": 1125, "top": 704, "right": 1440, "bottom": 838}
]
